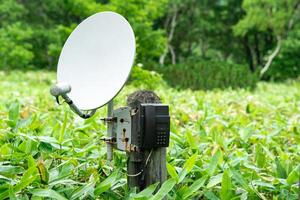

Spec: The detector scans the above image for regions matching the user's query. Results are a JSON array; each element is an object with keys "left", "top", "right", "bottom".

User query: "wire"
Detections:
[{"left": 127, "top": 149, "right": 153, "bottom": 177}]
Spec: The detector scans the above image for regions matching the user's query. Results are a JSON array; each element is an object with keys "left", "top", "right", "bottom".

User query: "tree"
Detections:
[
  {"left": 234, "top": 0, "right": 300, "bottom": 78},
  {"left": 267, "top": 27, "right": 300, "bottom": 80},
  {"left": 159, "top": 0, "right": 245, "bottom": 65},
  {"left": 0, "top": 0, "right": 168, "bottom": 69}
]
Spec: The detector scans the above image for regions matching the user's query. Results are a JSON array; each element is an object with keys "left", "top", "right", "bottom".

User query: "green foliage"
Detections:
[
  {"left": 161, "top": 0, "right": 245, "bottom": 64},
  {"left": 234, "top": 0, "right": 297, "bottom": 36},
  {"left": 233, "top": 0, "right": 300, "bottom": 75},
  {"left": 0, "top": 0, "right": 299, "bottom": 83},
  {"left": 160, "top": 59, "right": 258, "bottom": 90},
  {"left": 0, "top": 0, "right": 26, "bottom": 25},
  {"left": 0, "top": 0, "right": 167, "bottom": 69},
  {"left": 129, "top": 66, "right": 167, "bottom": 90},
  {"left": 109, "top": 0, "right": 168, "bottom": 64},
  {"left": 0, "top": 22, "right": 34, "bottom": 69},
  {"left": 1, "top": 70, "right": 300, "bottom": 199}
]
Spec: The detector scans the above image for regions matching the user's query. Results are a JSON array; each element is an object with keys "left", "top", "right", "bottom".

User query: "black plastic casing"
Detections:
[{"left": 138, "top": 104, "right": 170, "bottom": 149}]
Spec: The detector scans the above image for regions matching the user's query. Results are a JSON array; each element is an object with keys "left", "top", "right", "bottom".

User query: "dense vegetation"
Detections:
[
  {"left": 159, "top": 60, "right": 258, "bottom": 90},
  {"left": 1, "top": 0, "right": 300, "bottom": 199},
  {"left": 0, "top": 70, "right": 300, "bottom": 199},
  {"left": 0, "top": 0, "right": 299, "bottom": 89}
]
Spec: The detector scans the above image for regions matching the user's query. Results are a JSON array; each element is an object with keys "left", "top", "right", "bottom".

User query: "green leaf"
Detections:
[
  {"left": 208, "top": 150, "right": 221, "bottom": 175},
  {"left": 220, "top": 170, "right": 232, "bottom": 200},
  {"left": 186, "top": 130, "right": 197, "bottom": 149},
  {"left": 255, "top": 143, "right": 265, "bottom": 168},
  {"left": 132, "top": 182, "right": 159, "bottom": 199},
  {"left": 204, "top": 191, "right": 220, "bottom": 200},
  {"left": 0, "top": 165, "right": 24, "bottom": 176},
  {"left": 166, "top": 163, "right": 178, "bottom": 182},
  {"left": 70, "top": 182, "right": 94, "bottom": 200},
  {"left": 49, "top": 179, "right": 81, "bottom": 186},
  {"left": 94, "top": 171, "right": 118, "bottom": 195},
  {"left": 30, "top": 189, "right": 67, "bottom": 200},
  {"left": 176, "top": 153, "right": 198, "bottom": 183},
  {"left": 231, "top": 169, "right": 251, "bottom": 192},
  {"left": 13, "top": 166, "right": 38, "bottom": 193},
  {"left": 150, "top": 178, "right": 176, "bottom": 200},
  {"left": 178, "top": 169, "right": 187, "bottom": 183},
  {"left": 27, "top": 155, "right": 35, "bottom": 168},
  {"left": 251, "top": 180, "right": 274, "bottom": 189},
  {"left": 183, "top": 153, "right": 197, "bottom": 173},
  {"left": 286, "top": 166, "right": 299, "bottom": 185},
  {"left": 59, "top": 112, "right": 68, "bottom": 144},
  {"left": 207, "top": 173, "right": 223, "bottom": 188},
  {"left": 181, "top": 175, "right": 207, "bottom": 199},
  {"left": 38, "top": 141, "right": 54, "bottom": 153},
  {"left": 275, "top": 157, "right": 287, "bottom": 179},
  {"left": 9, "top": 185, "right": 17, "bottom": 200},
  {"left": 246, "top": 104, "right": 251, "bottom": 114},
  {"left": 7, "top": 102, "right": 20, "bottom": 128}
]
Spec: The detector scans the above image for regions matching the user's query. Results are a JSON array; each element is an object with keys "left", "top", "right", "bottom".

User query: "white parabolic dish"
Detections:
[{"left": 57, "top": 11, "right": 135, "bottom": 110}]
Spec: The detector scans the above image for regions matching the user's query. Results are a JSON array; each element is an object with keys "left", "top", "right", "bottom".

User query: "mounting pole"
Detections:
[
  {"left": 127, "top": 90, "right": 167, "bottom": 191},
  {"left": 107, "top": 100, "right": 114, "bottom": 161}
]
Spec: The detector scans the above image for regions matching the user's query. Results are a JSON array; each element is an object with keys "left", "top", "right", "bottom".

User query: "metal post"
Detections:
[{"left": 107, "top": 100, "right": 114, "bottom": 161}]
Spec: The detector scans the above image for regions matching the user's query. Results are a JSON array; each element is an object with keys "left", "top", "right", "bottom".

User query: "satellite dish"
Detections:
[{"left": 56, "top": 11, "right": 135, "bottom": 110}]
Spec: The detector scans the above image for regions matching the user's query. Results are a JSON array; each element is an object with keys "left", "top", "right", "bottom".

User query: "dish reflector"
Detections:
[{"left": 57, "top": 11, "right": 135, "bottom": 110}]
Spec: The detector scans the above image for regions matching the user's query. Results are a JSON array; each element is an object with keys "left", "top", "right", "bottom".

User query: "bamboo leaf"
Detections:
[
  {"left": 286, "top": 166, "right": 300, "bottom": 185},
  {"left": 30, "top": 189, "right": 67, "bottom": 200},
  {"left": 231, "top": 169, "right": 251, "bottom": 192},
  {"left": 7, "top": 102, "right": 20, "bottom": 128},
  {"left": 204, "top": 191, "right": 220, "bottom": 200},
  {"left": 186, "top": 130, "right": 197, "bottom": 150},
  {"left": 167, "top": 163, "right": 179, "bottom": 182},
  {"left": 150, "top": 178, "right": 176, "bottom": 200},
  {"left": 208, "top": 150, "right": 221, "bottom": 175},
  {"left": 182, "top": 175, "right": 207, "bottom": 199},
  {"left": 132, "top": 182, "right": 159, "bottom": 199},
  {"left": 13, "top": 166, "right": 38, "bottom": 193},
  {"left": 207, "top": 173, "right": 223, "bottom": 188},
  {"left": 0, "top": 165, "right": 24, "bottom": 176},
  {"left": 94, "top": 171, "right": 118, "bottom": 196},
  {"left": 59, "top": 112, "right": 68, "bottom": 144},
  {"left": 183, "top": 153, "right": 197, "bottom": 173},
  {"left": 255, "top": 143, "right": 265, "bottom": 168},
  {"left": 70, "top": 182, "right": 94, "bottom": 200},
  {"left": 220, "top": 170, "right": 232, "bottom": 200},
  {"left": 275, "top": 157, "right": 287, "bottom": 179}
]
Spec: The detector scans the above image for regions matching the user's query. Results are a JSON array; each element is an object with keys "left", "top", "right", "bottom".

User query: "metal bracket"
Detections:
[
  {"left": 100, "top": 137, "right": 116, "bottom": 144},
  {"left": 100, "top": 117, "right": 117, "bottom": 123},
  {"left": 50, "top": 83, "right": 97, "bottom": 119},
  {"left": 113, "top": 107, "right": 132, "bottom": 152}
]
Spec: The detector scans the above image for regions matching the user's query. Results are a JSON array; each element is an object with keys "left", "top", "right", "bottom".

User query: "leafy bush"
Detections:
[
  {"left": 128, "top": 66, "right": 167, "bottom": 90},
  {"left": 266, "top": 29, "right": 300, "bottom": 80},
  {"left": 160, "top": 59, "right": 258, "bottom": 90},
  {"left": 0, "top": 23, "right": 34, "bottom": 69}
]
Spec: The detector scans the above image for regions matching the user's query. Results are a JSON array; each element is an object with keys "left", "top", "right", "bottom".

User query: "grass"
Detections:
[{"left": 0, "top": 70, "right": 300, "bottom": 199}]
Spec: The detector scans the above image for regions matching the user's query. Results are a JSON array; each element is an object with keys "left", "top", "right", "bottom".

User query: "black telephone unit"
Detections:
[{"left": 138, "top": 104, "right": 170, "bottom": 149}]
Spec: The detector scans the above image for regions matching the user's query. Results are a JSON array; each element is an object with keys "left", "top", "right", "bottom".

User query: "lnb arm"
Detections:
[{"left": 50, "top": 83, "right": 97, "bottom": 119}]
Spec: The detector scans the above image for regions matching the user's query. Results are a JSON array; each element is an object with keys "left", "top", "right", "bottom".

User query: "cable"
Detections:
[{"left": 127, "top": 149, "right": 153, "bottom": 177}]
